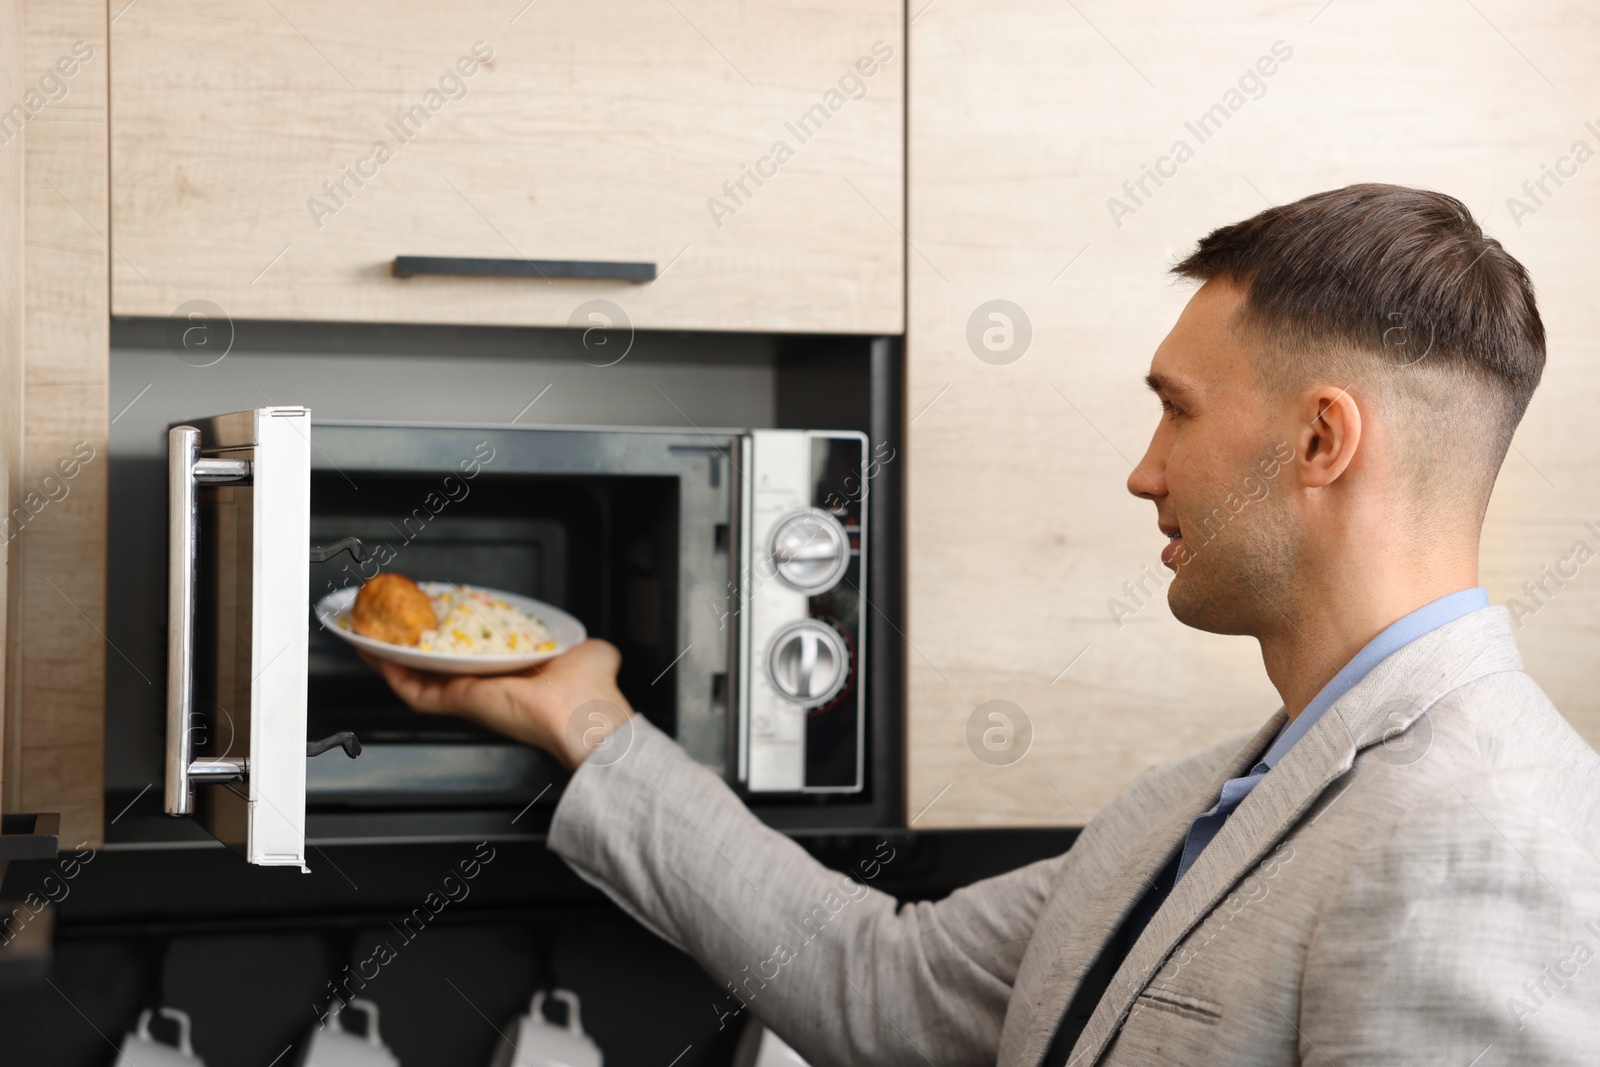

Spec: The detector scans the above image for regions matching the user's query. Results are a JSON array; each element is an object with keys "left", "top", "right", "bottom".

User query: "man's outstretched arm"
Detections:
[{"left": 370, "top": 639, "right": 1067, "bottom": 1067}]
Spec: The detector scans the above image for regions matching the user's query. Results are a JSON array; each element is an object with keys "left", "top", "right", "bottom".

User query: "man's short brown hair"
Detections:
[{"left": 1172, "top": 183, "right": 1545, "bottom": 513}]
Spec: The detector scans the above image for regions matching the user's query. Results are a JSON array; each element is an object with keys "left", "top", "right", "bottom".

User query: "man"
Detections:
[{"left": 371, "top": 184, "right": 1600, "bottom": 1065}]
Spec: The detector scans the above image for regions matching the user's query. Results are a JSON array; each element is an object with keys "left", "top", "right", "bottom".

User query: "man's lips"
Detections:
[
  {"left": 1161, "top": 537, "right": 1183, "bottom": 567},
  {"left": 1159, "top": 522, "right": 1182, "bottom": 567}
]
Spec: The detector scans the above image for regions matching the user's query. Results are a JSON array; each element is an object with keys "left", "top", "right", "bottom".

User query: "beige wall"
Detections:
[{"left": 907, "top": 0, "right": 1600, "bottom": 826}]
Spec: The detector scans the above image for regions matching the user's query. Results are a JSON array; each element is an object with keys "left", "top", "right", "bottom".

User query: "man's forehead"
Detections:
[{"left": 1148, "top": 281, "right": 1254, "bottom": 396}]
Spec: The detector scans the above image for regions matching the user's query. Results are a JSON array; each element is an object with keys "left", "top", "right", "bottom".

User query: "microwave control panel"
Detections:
[{"left": 739, "top": 430, "right": 867, "bottom": 793}]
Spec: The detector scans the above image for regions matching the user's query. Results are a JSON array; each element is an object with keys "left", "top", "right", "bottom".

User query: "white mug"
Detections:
[
  {"left": 750, "top": 1029, "right": 811, "bottom": 1067},
  {"left": 732, "top": 1022, "right": 811, "bottom": 1067},
  {"left": 489, "top": 989, "right": 603, "bottom": 1067},
  {"left": 118, "top": 1007, "right": 207, "bottom": 1067},
  {"left": 296, "top": 998, "right": 400, "bottom": 1067}
]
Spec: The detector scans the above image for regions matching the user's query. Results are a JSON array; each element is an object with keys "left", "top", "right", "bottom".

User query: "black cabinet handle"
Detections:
[{"left": 392, "top": 256, "right": 656, "bottom": 283}]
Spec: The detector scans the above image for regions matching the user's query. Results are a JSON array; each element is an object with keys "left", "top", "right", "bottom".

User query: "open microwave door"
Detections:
[{"left": 165, "top": 407, "right": 311, "bottom": 868}]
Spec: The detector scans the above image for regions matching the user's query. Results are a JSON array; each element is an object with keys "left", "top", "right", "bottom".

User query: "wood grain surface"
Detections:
[
  {"left": 906, "top": 0, "right": 1600, "bottom": 826},
  {"left": 10, "top": 0, "right": 108, "bottom": 847},
  {"left": 0, "top": 0, "right": 20, "bottom": 842},
  {"left": 110, "top": 0, "right": 905, "bottom": 334}
]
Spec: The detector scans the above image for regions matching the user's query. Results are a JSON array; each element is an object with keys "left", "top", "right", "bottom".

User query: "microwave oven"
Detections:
[{"left": 160, "top": 409, "right": 887, "bottom": 867}]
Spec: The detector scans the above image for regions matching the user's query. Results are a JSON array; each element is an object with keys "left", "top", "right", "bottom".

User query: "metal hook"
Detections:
[
  {"left": 306, "top": 732, "right": 362, "bottom": 760},
  {"left": 309, "top": 537, "right": 370, "bottom": 564}
]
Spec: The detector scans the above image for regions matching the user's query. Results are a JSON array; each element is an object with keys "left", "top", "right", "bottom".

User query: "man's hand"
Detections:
[{"left": 362, "top": 638, "right": 635, "bottom": 770}]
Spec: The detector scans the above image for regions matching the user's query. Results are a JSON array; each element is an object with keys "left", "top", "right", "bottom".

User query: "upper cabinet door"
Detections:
[{"left": 110, "top": 1, "right": 904, "bottom": 334}]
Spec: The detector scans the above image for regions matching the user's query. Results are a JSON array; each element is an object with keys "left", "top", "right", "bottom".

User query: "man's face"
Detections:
[{"left": 1128, "top": 279, "right": 1298, "bottom": 636}]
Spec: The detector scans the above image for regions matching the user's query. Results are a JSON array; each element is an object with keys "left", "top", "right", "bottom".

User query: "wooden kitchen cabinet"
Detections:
[
  {"left": 905, "top": 1, "right": 1600, "bottom": 826},
  {"left": 0, "top": 0, "right": 20, "bottom": 865},
  {"left": 2, "top": 0, "right": 108, "bottom": 850},
  {"left": 110, "top": 1, "right": 903, "bottom": 334}
]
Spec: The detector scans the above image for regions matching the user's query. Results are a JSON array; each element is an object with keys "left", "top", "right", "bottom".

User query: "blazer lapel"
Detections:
[
  {"left": 1061, "top": 605, "right": 1524, "bottom": 1067},
  {"left": 1007, "top": 711, "right": 1287, "bottom": 1067}
]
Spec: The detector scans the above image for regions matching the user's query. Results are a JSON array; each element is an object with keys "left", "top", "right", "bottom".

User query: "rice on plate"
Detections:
[{"left": 414, "top": 584, "right": 558, "bottom": 656}]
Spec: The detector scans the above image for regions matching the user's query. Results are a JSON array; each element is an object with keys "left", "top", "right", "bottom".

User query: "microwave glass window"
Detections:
[{"left": 306, "top": 471, "right": 680, "bottom": 753}]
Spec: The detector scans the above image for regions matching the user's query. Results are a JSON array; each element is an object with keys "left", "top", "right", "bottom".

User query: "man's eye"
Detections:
[{"left": 1161, "top": 400, "right": 1183, "bottom": 419}]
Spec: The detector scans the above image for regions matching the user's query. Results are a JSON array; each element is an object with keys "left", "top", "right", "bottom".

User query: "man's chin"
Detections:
[{"left": 1166, "top": 577, "right": 1250, "bottom": 636}]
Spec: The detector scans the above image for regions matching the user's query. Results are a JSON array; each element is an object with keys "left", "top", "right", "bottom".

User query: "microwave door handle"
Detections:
[
  {"left": 166, "top": 426, "right": 200, "bottom": 816},
  {"left": 165, "top": 426, "right": 253, "bottom": 816}
]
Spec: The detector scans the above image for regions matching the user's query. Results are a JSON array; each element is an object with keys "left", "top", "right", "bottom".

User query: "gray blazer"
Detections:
[{"left": 548, "top": 606, "right": 1600, "bottom": 1065}]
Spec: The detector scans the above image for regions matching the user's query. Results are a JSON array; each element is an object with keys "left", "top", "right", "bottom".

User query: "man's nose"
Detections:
[{"left": 1128, "top": 426, "right": 1167, "bottom": 501}]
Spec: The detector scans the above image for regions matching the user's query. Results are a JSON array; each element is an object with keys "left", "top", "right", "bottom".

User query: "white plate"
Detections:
[{"left": 314, "top": 582, "right": 586, "bottom": 676}]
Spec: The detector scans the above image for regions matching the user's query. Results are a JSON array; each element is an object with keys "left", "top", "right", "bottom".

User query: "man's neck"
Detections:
[{"left": 1257, "top": 549, "right": 1480, "bottom": 720}]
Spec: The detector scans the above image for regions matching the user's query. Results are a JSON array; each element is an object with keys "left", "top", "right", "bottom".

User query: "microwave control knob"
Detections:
[
  {"left": 769, "top": 508, "right": 850, "bottom": 592},
  {"left": 767, "top": 620, "right": 849, "bottom": 708}
]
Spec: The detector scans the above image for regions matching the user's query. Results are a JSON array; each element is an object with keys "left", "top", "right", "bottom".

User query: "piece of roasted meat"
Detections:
[{"left": 349, "top": 573, "right": 437, "bottom": 646}]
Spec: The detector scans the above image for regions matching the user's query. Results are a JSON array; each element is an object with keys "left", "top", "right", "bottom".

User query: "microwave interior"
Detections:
[{"left": 305, "top": 469, "right": 683, "bottom": 807}]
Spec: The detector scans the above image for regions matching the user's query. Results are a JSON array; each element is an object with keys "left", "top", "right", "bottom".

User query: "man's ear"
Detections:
[{"left": 1295, "top": 386, "right": 1362, "bottom": 488}]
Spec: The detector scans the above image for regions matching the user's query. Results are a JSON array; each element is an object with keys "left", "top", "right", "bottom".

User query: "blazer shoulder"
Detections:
[
  {"left": 1441, "top": 667, "right": 1600, "bottom": 767},
  {"left": 1399, "top": 668, "right": 1600, "bottom": 820},
  {"left": 1327, "top": 667, "right": 1600, "bottom": 872}
]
